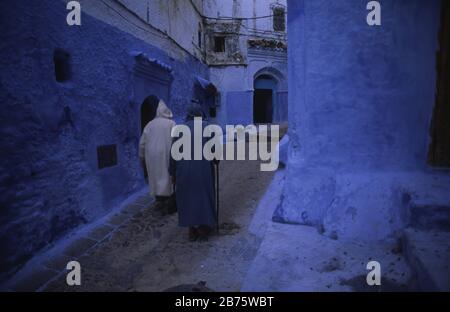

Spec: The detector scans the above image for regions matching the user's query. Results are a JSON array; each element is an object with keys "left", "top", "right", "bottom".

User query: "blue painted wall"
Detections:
[
  {"left": 0, "top": 0, "right": 209, "bottom": 280},
  {"left": 275, "top": 0, "right": 443, "bottom": 241},
  {"left": 226, "top": 91, "right": 254, "bottom": 125},
  {"left": 288, "top": 0, "right": 441, "bottom": 170},
  {"left": 277, "top": 91, "right": 288, "bottom": 123}
]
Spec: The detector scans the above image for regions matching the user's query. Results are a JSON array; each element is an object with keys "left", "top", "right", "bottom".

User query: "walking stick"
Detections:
[{"left": 215, "top": 162, "right": 219, "bottom": 234}]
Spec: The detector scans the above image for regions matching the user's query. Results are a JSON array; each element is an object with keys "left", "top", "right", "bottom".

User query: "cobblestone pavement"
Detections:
[{"left": 31, "top": 157, "right": 276, "bottom": 292}]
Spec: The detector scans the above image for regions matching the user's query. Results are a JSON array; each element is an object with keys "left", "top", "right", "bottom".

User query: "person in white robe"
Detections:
[{"left": 139, "top": 99, "right": 176, "bottom": 206}]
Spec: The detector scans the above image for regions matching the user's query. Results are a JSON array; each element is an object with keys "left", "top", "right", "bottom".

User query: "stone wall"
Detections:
[
  {"left": 0, "top": 0, "right": 209, "bottom": 281},
  {"left": 275, "top": 0, "right": 443, "bottom": 242}
]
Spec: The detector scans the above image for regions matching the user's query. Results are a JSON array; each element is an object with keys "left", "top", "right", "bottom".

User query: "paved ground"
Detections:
[
  {"left": 39, "top": 156, "right": 276, "bottom": 292},
  {"left": 242, "top": 222, "right": 414, "bottom": 292},
  {"left": 8, "top": 160, "right": 416, "bottom": 292}
]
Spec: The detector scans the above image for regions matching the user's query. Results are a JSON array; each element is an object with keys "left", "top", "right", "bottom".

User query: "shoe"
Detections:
[
  {"left": 188, "top": 227, "right": 199, "bottom": 241},
  {"left": 153, "top": 200, "right": 163, "bottom": 209},
  {"left": 197, "top": 225, "right": 212, "bottom": 241}
]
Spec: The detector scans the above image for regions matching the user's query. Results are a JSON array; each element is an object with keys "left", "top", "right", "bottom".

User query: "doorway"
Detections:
[
  {"left": 428, "top": 1, "right": 450, "bottom": 167},
  {"left": 253, "top": 89, "right": 273, "bottom": 123},
  {"left": 253, "top": 74, "right": 277, "bottom": 124},
  {"left": 140, "top": 95, "right": 159, "bottom": 180},
  {"left": 141, "top": 95, "right": 159, "bottom": 133}
]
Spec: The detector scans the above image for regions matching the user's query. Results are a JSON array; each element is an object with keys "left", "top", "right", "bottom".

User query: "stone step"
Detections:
[
  {"left": 403, "top": 228, "right": 450, "bottom": 291},
  {"left": 409, "top": 201, "right": 450, "bottom": 232}
]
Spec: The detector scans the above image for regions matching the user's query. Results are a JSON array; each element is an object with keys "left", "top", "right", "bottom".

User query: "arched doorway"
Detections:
[
  {"left": 140, "top": 95, "right": 159, "bottom": 133},
  {"left": 140, "top": 95, "right": 159, "bottom": 180},
  {"left": 253, "top": 74, "right": 277, "bottom": 124}
]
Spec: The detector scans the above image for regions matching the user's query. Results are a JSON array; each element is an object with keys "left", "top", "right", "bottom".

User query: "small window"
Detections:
[
  {"left": 273, "top": 7, "right": 285, "bottom": 32},
  {"left": 214, "top": 36, "right": 226, "bottom": 53},
  {"left": 209, "top": 106, "right": 217, "bottom": 118},
  {"left": 53, "top": 49, "right": 71, "bottom": 82},
  {"left": 97, "top": 144, "right": 117, "bottom": 169}
]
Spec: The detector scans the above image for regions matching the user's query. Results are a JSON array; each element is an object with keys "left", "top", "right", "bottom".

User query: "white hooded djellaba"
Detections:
[{"left": 139, "top": 100, "right": 176, "bottom": 197}]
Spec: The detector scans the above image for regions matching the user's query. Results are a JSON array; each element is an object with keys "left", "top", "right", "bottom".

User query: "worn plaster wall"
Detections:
[
  {"left": 117, "top": 0, "right": 207, "bottom": 60},
  {"left": 275, "top": 0, "right": 443, "bottom": 242},
  {"left": 0, "top": 0, "right": 208, "bottom": 280}
]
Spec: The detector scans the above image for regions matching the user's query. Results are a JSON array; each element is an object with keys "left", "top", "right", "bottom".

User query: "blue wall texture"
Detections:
[
  {"left": 226, "top": 91, "right": 254, "bottom": 126},
  {"left": 287, "top": 0, "right": 441, "bottom": 170},
  {"left": 0, "top": 0, "right": 209, "bottom": 280},
  {"left": 275, "top": 0, "right": 444, "bottom": 241}
]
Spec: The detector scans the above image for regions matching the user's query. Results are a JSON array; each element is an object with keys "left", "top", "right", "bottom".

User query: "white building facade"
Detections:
[{"left": 203, "top": 0, "right": 288, "bottom": 126}]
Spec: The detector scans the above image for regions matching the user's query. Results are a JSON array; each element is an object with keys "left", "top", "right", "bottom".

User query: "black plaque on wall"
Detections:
[{"left": 97, "top": 144, "right": 117, "bottom": 169}]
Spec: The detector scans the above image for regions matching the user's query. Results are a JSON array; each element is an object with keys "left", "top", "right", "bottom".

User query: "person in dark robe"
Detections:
[{"left": 169, "top": 103, "right": 217, "bottom": 241}]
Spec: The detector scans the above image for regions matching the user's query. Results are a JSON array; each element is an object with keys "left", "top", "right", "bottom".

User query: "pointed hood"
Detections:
[
  {"left": 186, "top": 103, "right": 204, "bottom": 120},
  {"left": 156, "top": 99, "right": 173, "bottom": 119}
]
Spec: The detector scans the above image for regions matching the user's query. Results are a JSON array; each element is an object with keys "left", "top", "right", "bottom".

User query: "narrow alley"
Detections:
[
  {"left": 40, "top": 151, "right": 276, "bottom": 292},
  {"left": 12, "top": 146, "right": 416, "bottom": 292},
  {"left": 1, "top": 0, "right": 450, "bottom": 298}
]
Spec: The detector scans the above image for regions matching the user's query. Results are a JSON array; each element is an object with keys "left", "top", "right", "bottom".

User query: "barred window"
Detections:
[
  {"left": 273, "top": 7, "right": 285, "bottom": 32},
  {"left": 214, "top": 36, "right": 226, "bottom": 53}
]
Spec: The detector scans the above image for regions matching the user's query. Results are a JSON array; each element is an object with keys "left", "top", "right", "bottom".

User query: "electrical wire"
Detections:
[
  {"left": 99, "top": 0, "right": 206, "bottom": 61},
  {"left": 218, "top": 31, "right": 287, "bottom": 42},
  {"left": 98, "top": 0, "right": 286, "bottom": 58},
  {"left": 206, "top": 14, "right": 286, "bottom": 21},
  {"left": 241, "top": 24, "right": 287, "bottom": 36},
  {"left": 101, "top": 0, "right": 285, "bottom": 41},
  {"left": 189, "top": 0, "right": 286, "bottom": 21},
  {"left": 100, "top": 0, "right": 166, "bottom": 40}
]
